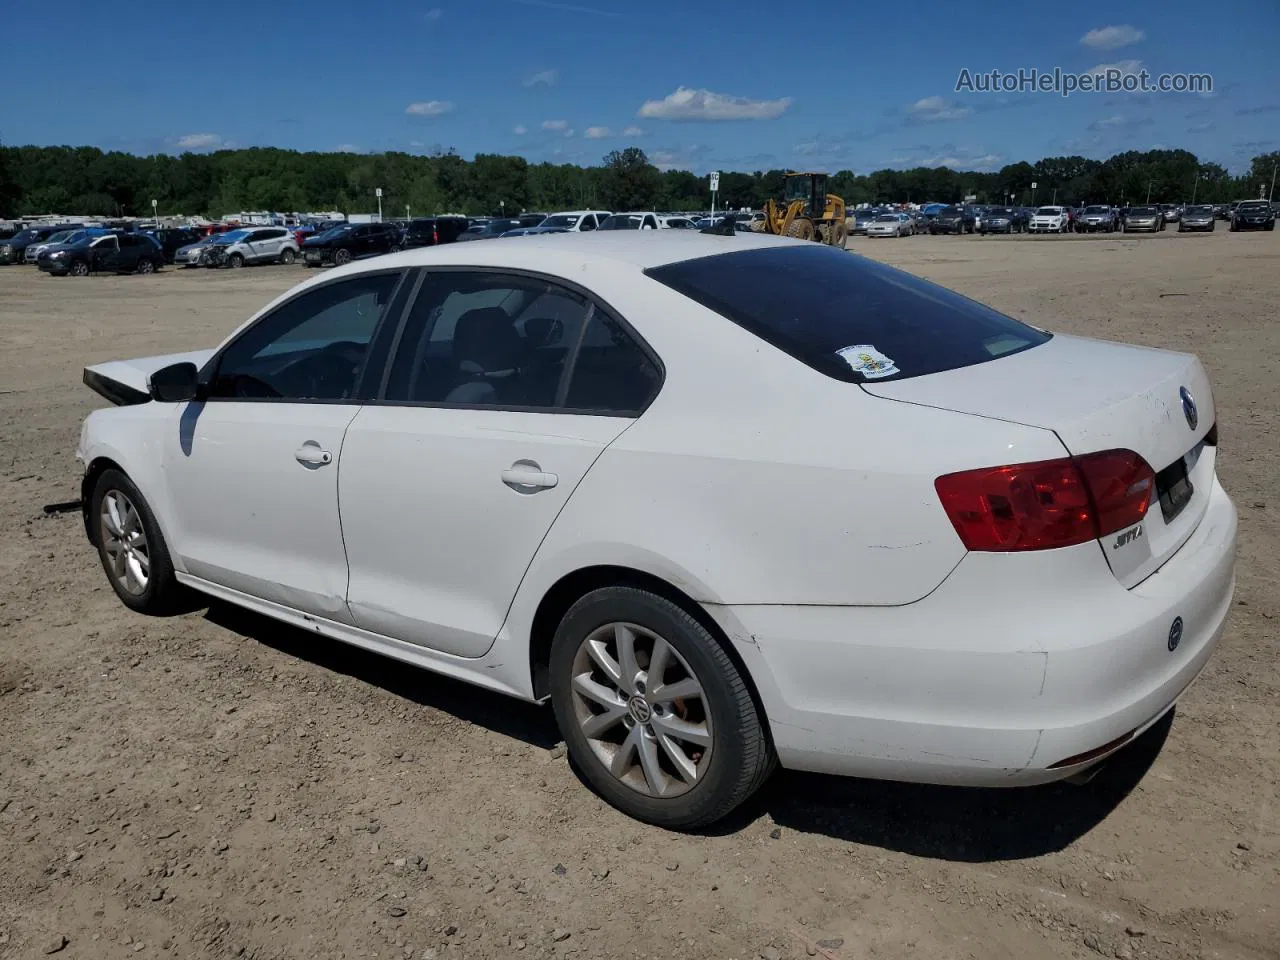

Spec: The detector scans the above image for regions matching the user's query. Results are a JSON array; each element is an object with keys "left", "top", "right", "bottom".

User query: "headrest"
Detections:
[{"left": 453, "top": 307, "right": 522, "bottom": 374}]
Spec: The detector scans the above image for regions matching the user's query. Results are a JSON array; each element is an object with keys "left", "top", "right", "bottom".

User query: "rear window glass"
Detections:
[{"left": 645, "top": 245, "right": 1050, "bottom": 383}]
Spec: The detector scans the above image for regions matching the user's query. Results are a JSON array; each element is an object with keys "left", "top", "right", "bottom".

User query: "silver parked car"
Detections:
[
  {"left": 1178, "top": 205, "right": 1216, "bottom": 232},
  {"left": 1122, "top": 205, "right": 1164, "bottom": 233},
  {"left": 865, "top": 213, "right": 913, "bottom": 237},
  {"left": 1078, "top": 205, "right": 1119, "bottom": 233}
]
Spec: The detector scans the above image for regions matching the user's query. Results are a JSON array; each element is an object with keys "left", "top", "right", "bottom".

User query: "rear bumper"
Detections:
[{"left": 707, "top": 475, "right": 1237, "bottom": 786}]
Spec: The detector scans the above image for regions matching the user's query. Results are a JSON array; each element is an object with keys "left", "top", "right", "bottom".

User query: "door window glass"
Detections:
[
  {"left": 211, "top": 272, "right": 402, "bottom": 401},
  {"left": 563, "top": 311, "right": 661, "bottom": 414},
  {"left": 384, "top": 272, "right": 591, "bottom": 407}
]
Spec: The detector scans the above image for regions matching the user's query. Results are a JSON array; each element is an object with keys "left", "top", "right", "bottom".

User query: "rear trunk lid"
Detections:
[{"left": 864, "top": 334, "right": 1217, "bottom": 587}]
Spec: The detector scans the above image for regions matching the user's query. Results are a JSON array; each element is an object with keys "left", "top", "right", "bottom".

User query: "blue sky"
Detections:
[{"left": 2, "top": 0, "right": 1277, "bottom": 173}]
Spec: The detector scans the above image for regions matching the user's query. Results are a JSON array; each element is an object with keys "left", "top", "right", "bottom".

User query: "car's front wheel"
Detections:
[
  {"left": 333, "top": 248, "right": 353, "bottom": 266},
  {"left": 279, "top": 248, "right": 296, "bottom": 265},
  {"left": 70, "top": 260, "right": 90, "bottom": 277},
  {"left": 227, "top": 253, "right": 245, "bottom": 268},
  {"left": 549, "top": 586, "right": 775, "bottom": 829},
  {"left": 90, "top": 469, "right": 189, "bottom": 615}
]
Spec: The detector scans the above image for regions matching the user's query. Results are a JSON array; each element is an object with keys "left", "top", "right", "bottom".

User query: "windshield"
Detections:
[
  {"left": 1238, "top": 201, "right": 1269, "bottom": 211},
  {"left": 1129, "top": 206, "right": 1157, "bottom": 215},
  {"left": 987, "top": 209, "right": 1012, "bottom": 217},
  {"left": 1186, "top": 205, "right": 1214, "bottom": 215},
  {"left": 214, "top": 230, "right": 251, "bottom": 244},
  {"left": 874, "top": 215, "right": 899, "bottom": 223},
  {"left": 43, "top": 230, "right": 75, "bottom": 244},
  {"left": 542, "top": 214, "right": 581, "bottom": 228},
  {"left": 10, "top": 229, "right": 40, "bottom": 243},
  {"left": 646, "top": 245, "right": 1049, "bottom": 384},
  {"left": 1084, "top": 206, "right": 1109, "bottom": 214},
  {"left": 601, "top": 215, "right": 644, "bottom": 230},
  {"left": 315, "top": 225, "right": 353, "bottom": 240},
  {"left": 1035, "top": 207, "right": 1060, "bottom": 216}
]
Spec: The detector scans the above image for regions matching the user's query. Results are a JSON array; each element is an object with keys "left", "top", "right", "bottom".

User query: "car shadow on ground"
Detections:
[
  {"left": 203, "top": 601, "right": 561, "bottom": 750},
  {"left": 726, "top": 709, "right": 1175, "bottom": 862},
  {"left": 204, "top": 600, "right": 1170, "bottom": 862}
]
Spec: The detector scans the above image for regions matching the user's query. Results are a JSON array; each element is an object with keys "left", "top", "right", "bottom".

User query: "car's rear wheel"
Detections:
[
  {"left": 227, "top": 253, "right": 245, "bottom": 268},
  {"left": 90, "top": 469, "right": 189, "bottom": 615},
  {"left": 136, "top": 257, "right": 155, "bottom": 275},
  {"left": 334, "top": 248, "right": 353, "bottom": 266},
  {"left": 549, "top": 586, "right": 775, "bottom": 829},
  {"left": 70, "top": 260, "right": 90, "bottom": 277},
  {"left": 279, "top": 248, "right": 296, "bottom": 264}
]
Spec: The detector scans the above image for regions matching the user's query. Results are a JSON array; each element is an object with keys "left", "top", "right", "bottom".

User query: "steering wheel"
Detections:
[{"left": 282, "top": 340, "right": 367, "bottom": 398}]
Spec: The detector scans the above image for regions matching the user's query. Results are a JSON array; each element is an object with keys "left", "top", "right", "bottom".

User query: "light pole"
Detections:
[
  {"left": 1271, "top": 161, "right": 1278, "bottom": 202},
  {"left": 405, "top": 204, "right": 411, "bottom": 221},
  {"left": 375, "top": 187, "right": 383, "bottom": 222},
  {"left": 1146, "top": 179, "right": 1153, "bottom": 204}
]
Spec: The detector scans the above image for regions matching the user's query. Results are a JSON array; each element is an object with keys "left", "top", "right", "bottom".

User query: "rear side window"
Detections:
[{"left": 645, "top": 245, "right": 1050, "bottom": 383}]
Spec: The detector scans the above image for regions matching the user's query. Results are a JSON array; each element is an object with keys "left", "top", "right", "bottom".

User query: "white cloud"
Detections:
[
  {"left": 622, "top": 125, "right": 644, "bottom": 137},
  {"left": 1087, "top": 113, "right": 1152, "bottom": 132},
  {"left": 541, "top": 119, "right": 569, "bottom": 131},
  {"left": 523, "top": 69, "right": 558, "bottom": 87},
  {"left": 406, "top": 100, "right": 454, "bottom": 117},
  {"left": 334, "top": 144, "right": 363, "bottom": 153},
  {"left": 906, "top": 96, "right": 973, "bottom": 122},
  {"left": 648, "top": 144, "right": 709, "bottom": 172},
  {"left": 423, "top": 7, "right": 443, "bottom": 22},
  {"left": 888, "top": 145, "right": 1003, "bottom": 171},
  {"left": 175, "top": 133, "right": 223, "bottom": 150},
  {"left": 1080, "top": 25, "right": 1145, "bottom": 51},
  {"left": 1086, "top": 59, "right": 1143, "bottom": 77},
  {"left": 585, "top": 126, "right": 610, "bottom": 139},
  {"left": 637, "top": 86, "right": 792, "bottom": 121},
  {"left": 513, "top": 124, "right": 528, "bottom": 135}
]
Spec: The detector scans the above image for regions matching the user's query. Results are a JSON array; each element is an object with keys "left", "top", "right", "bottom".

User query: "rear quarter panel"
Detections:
[{"left": 504, "top": 268, "right": 1068, "bottom": 630}]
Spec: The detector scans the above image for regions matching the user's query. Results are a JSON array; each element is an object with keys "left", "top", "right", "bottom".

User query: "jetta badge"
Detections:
[
  {"left": 1168, "top": 617, "right": 1183, "bottom": 652},
  {"left": 1180, "top": 386, "right": 1198, "bottom": 431}
]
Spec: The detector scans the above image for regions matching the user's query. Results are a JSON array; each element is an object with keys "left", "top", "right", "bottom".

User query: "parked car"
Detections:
[
  {"left": 1028, "top": 206, "right": 1070, "bottom": 233},
  {"left": 866, "top": 213, "right": 914, "bottom": 238},
  {"left": 1214, "top": 204, "right": 1230, "bottom": 220},
  {"left": 39, "top": 232, "right": 163, "bottom": 276},
  {"left": 201, "top": 227, "right": 300, "bottom": 268},
  {"left": 173, "top": 235, "right": 223, "bottom": 267},
  {"left": 1178, "top": 205, "right": 1217, "bottom": 232},
  {"left": 457, "top": 218, "right": 526, "bottom": 241},
  {"left": 1078, "top": 206, "right": 1119, "bottom": 233},
  {"left": 302, "top": 221, "right": 403, "bottom": 266},
  {"left": 1122, "top": 206, "right": 1165, "bottom": 232},
  {"left": 75, "top": 231, "right": 1236, "bottom": 829},
  {"left": 403, "top": 217, "right": 470, "bottom": 249},
  {"left": 1229, "top": 199, "right": 1276, "bottom": 231},
  {"left": 538, "top": 210, "right": 612, "bottom": 232},
  {"left": 600, "top": 213, "right": 661, "bottom": 230},
  {"left": 0, "top": 224, "right": 79, "bottom": 264},
  {"left": 850, "top": 210, "right": 882, "bottom": 235},
  {"left": 658, "top": 216, "right": 697, "bottom": 229},
  {"left": 1159, "top": 204, "right": 1181, "bottom": 224},
  {"left": 143, "top": 227, "right": 206, "bottom": 263},
  {"left": 978, "top": 207, "right": 1020, "bottom": 234},
  {"left": 29, "top": 227, "right": 112, "bottom": 263},
  {"left": 929, "top": 206, "right": 974, "bottom": 235}
]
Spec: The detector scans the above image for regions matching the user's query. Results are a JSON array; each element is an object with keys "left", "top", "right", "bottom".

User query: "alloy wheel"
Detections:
[
  {"left": 569, "top": 622, "right": 713, "bottom": 798},
  {"left": 100, "top": 490, "right": 150, "bottom": 596}
]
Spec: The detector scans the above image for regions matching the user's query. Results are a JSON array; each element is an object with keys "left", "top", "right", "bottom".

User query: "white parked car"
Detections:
[
  {"left": 1028, "top": 206, "right": 1070, "bottom": 233},
  {"left": 205, "top": 226, "right": 300, "bottom": 267},
  {"left": 536, "top": 210, "right": 612, "bottom": 233},
  {"left": 658, "top": 216, "right": 697, "bottom": 229},
  {"left": 75, "top": 232, "right": 1237, "bottom": 829},
  {"left": 866, "top": 213, "right": 914, "bottom": 238},
  {"left": 599, "top": 213, "right": 661, "bottom": 231}
]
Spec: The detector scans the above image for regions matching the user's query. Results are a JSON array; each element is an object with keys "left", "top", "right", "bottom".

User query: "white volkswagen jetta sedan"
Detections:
[{"left": 76, "top": 231, "right": 1237, "bottom": 829}]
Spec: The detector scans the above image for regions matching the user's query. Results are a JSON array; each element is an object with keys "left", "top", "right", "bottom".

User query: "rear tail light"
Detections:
[
  {"left": 935, "top": 449, "right": 1155, "bottom": 552},
  {"left": 432, "top": 224, "right": 439, "bottom": 245}
]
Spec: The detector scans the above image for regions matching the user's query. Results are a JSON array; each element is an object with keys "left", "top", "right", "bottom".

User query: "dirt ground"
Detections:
[{"left": 1, "top": 231, "right": 1277, "bottom": 960}]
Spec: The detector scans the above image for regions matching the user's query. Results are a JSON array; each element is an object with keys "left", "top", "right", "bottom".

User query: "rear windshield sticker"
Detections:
[{"left": 836, "top": 344, "right": 899, "bottom": 379}]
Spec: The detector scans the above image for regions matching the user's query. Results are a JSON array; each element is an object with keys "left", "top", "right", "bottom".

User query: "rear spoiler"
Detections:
[{"left": 82, "top": 349, "right": 215, "bottom": 406}]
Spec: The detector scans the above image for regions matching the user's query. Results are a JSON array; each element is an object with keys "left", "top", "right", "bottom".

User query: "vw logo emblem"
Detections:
[
  {"left": 628, "top": 695, "right": 652, "bottom": 724},
  {"left": 1180, "top": 386, "right": 1198, "bottom": 431},
  {"left": 1167, "top": 616, "right": 1184, "bottom": 652}
]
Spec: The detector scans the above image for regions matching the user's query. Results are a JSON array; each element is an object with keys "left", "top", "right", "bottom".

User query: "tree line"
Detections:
[{"left": 1, "top": 141, "right": 1276, "bottom": 221}]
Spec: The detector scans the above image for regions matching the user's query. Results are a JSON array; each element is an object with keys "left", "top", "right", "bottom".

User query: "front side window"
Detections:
[{"left": 210, "top": 272, "right": 402, "bottom": 401}]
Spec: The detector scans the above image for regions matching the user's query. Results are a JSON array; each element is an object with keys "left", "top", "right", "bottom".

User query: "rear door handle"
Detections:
[
  {"left": 501, "top": 460, "right": 558, "bottom": 492},
  {"left": 295, "top": 442, "right": 333, "bottom": 467}
]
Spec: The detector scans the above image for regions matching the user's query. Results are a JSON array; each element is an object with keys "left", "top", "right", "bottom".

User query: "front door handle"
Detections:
[
  {"left": 294, "top": 442, "right": 333, "bottom": 467},
  {"left": 501, "top": 459, "right": 558, "bottom": 493}
]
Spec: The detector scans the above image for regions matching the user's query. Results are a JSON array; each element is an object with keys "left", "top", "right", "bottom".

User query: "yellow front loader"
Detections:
[{"left": 756, "top": 172, "right": 848, "bottom": 248}]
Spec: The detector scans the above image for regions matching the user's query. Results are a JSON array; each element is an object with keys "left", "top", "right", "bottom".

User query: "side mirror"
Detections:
[{"left": 149, "top": 362, "right": 200, "bottom": 403}]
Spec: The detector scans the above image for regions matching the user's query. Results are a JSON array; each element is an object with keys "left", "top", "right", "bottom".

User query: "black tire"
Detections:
[
  {"left": 227, "top": 252, "right": 245, "bottom": 268},
  {"left": 333, "top": 247, "right": 353, "bottom": 266},
  {"left": 90, "top": 468, "right": 191, "bottom": 615},
  {"left": 70, "top": 259, "right": 90, "bottom": 277},
  {"left": 136, "top": 257, "right": 155, "bottom": 275},
  {"left": 1267, "top": 222, "right": 1275, "bottom": 232},
  {"left": 279, "top": 248, "right": 296, "bottom": 265},
  {"left": 549, "top": 586, "right": 775, "bottom": 829}
]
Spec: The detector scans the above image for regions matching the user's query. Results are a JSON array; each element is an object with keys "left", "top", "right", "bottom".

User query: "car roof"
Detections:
[
  {"left": 312, "top": 229, "right": 799, "bottom": 276},
  {"left": 546, "top": 209, "right": 611, "bottom": 216}
]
